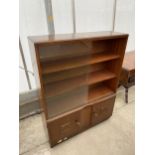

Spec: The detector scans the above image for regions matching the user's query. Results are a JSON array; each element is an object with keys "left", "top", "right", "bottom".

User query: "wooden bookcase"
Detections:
[{"left": 28, "top": 31, "right": 128, "bottom": 147}]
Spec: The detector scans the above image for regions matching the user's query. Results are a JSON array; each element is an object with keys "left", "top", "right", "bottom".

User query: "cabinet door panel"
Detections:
[
  {"left": 47, "top": 111, "right": 81, "bottom": 146},
  {"left": 91, "top": 95, "right": 115, "bottom": 125}
]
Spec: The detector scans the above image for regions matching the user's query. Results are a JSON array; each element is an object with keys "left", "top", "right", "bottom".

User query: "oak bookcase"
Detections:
[{"left": 28, "top": 31, "right": 128, "bottom": 147}]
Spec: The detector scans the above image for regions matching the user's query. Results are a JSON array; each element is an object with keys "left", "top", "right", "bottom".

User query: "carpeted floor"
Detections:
[{"left": 20, "top": 86, "right": 135, "bottom": 155}]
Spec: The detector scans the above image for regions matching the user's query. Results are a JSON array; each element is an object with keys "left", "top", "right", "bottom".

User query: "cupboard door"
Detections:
[
  {"left": 91, "top": 95, "right": 115, "bottom": 126},
  {"left": 47, "top": 111, "right": 81, "bottom": 146}
]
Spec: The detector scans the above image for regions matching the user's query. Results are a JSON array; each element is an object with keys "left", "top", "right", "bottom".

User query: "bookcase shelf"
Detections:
[
  {"left": 46, "top": 84, "right": 114, "bottom": 118},
  {"left": 29, "top": 31, "right": 128, "bottom": 147},
  {"left": 88, "top": 83, "right": 114, "bottom": 102},
  {"left": 44, "top": 70, "right": 116, "bottom": 98},
  {"left": 41, "top": 53, "right": 120, "bottom": 74},
  {"left": 42, "top": 63, "right": 104, "bottom": 84}
]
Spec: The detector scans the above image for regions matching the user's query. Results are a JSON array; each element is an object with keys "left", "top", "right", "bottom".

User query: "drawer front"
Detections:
[
  {"left": 47, "top": 111, "right": 81, "bottom": 146},
  {"left": 91, "top": 96, "right": 115, "bottom": 125}
]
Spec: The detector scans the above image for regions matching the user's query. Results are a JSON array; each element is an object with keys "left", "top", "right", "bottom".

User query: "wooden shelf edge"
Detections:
[
  {"left": 44, "top": 70, "right": 116, "bottom": 98},
  {"left": 88, "top": 86, "right": 114, "bottom": 103},
  {"left": 42, "top": 53, "right": 120, "bottom": 74},
  {"left": 46, "top": 92, "right": 116, "bottom": 122}
]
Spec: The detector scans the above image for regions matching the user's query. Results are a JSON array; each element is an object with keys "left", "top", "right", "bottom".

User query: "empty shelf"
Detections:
[
  {"left": 46, "top": 85, "right": 114, "bottom": 118},
  {"left": 88, "top": 86, "right": 114, "bottom": 102},
  {"left": 42, "top": 53, "right": 120, "bottom": 74},
  {"left": 44, "top": 70, "right": 116, "bottom": 98},
  {"left": 42, "top": 63, "right": 104, "bottom": 84}
]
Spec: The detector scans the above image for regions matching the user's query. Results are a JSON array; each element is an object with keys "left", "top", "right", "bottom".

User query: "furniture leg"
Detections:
[{"left": 125, "top": 87, "right": 128, "bottom": 103}]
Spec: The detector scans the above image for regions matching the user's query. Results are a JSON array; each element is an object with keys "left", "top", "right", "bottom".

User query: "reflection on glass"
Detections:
[
  {"left": 39, "top": 40, "right": 118, "bottom": 119},
  {"left": 46, "top": 86, "right": 88, "bottom": 118}
]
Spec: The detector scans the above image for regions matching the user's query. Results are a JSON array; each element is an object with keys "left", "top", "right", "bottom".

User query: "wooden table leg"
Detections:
[{"left": 125, "top": 87, "right": 128, "bottom": 103}]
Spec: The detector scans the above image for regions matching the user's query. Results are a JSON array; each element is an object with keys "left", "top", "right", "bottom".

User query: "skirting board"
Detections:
[{"left": 19, "top": 89, "right": 41, "bottom": 119}]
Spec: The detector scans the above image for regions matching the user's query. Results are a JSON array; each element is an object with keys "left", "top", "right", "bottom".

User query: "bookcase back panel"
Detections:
[
  {"left": 39, "top": 41, "right": 92, "bottom": 61},
  {"left": 92, "top": 39, "right": 115, "bottom": 53}
]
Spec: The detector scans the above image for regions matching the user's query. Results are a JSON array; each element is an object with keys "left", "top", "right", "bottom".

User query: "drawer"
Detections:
[
  {"left": 47, "top": 110, "right": 81, "bottom": 146},
  {"left": 91, "top": 95, "right": 115, "bottom": 125}
]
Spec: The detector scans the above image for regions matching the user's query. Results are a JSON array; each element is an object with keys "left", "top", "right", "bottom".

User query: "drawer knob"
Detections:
[
  {"left": 64, "top": 137, "right": 68, "bottom": 140},
  {"left": 75, "top": 120, "right": 81, "bottom": 126},
  {"left": 93, "top": 112, "right": 98, "bottom": 117},
  {"left": 57, "top": 139, "right": 62, "bottom": 144}
]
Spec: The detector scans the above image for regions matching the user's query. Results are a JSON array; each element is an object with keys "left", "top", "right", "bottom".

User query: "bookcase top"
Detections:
[{"left": 28, "top": 31, "right": 128, "bottom": 45}]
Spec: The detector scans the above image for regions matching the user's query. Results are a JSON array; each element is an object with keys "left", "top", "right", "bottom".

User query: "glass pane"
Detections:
[
  {"left": 46, "top": 86, "right": 88, "bottom": 118},
  {"left": 38, "top": 38, "right": 120, "bottom": 119},
  {"left": 39, "top": 41, "right": 92, "bottom": 119},
  {"left": 39, "top": 41, "right": 92, "bottom": 60}
]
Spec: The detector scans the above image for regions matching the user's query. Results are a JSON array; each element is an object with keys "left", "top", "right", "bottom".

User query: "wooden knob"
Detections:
[
  {"left": 94, "top": 112, "right": 98, "bottom": 117},
  {"left": 63, "top": 137, "right": 68, "bottom": 140},
  {"left": 75, "top": 120, "right": 81, "bottom": 126},
  {"left": 57, "top": 139, "right": 62, "bottom": 144}
]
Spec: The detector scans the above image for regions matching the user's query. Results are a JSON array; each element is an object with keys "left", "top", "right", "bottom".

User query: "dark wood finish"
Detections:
[
  {"left": 28, "top": 40, "right": 48, "bottom": 119},
  {"left": 91, "top": 95, "right": 115, "bottom": 125},
  {"left": 42, "top": 63, "right": 104, "bottom": 84},
  {"left": 41, "top": 53, "right": 119, "bottom": 74},
  {"left": 88, "top": 84, "right": 114, "bottom": 102},
  {"left": 119, "top": 51, "right": 135, "bottom": 103},
  {"left": 28, "top": 31, "right": 128, "bottom": 44},
  {"left": 47, "top": 94, "right": 115, "bottom": 146},
  {"left": 47, "top": 110, "right": 81, "bottom": 146},
  {"left": 44, "top": 70, "right": 116, "bottom": 98},
  {"left": 28, "top": 31, "right": 128, "bottom": 147},
  {"left": 45, "top": 84, "right": 114, "bottom": 119}
]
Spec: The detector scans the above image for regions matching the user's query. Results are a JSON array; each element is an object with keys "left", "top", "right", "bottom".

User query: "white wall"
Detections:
[
  {"left": 114, "top": 0, "right": 135, "bottom": 51},
  {"left": 19, "top": 0, "right": 135, "bottom": 93},
  {"left": 19, "top": 51, "right": 29, "bottom": 92},
  {"left": 19, "top": 0, "right": 49, "bottom": 93},
  {"left": 52, "top": 0, "right": 74, "bottom": 34},
  {"left": 75, "top": 0, "right": 114, "bottom": 32}
]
